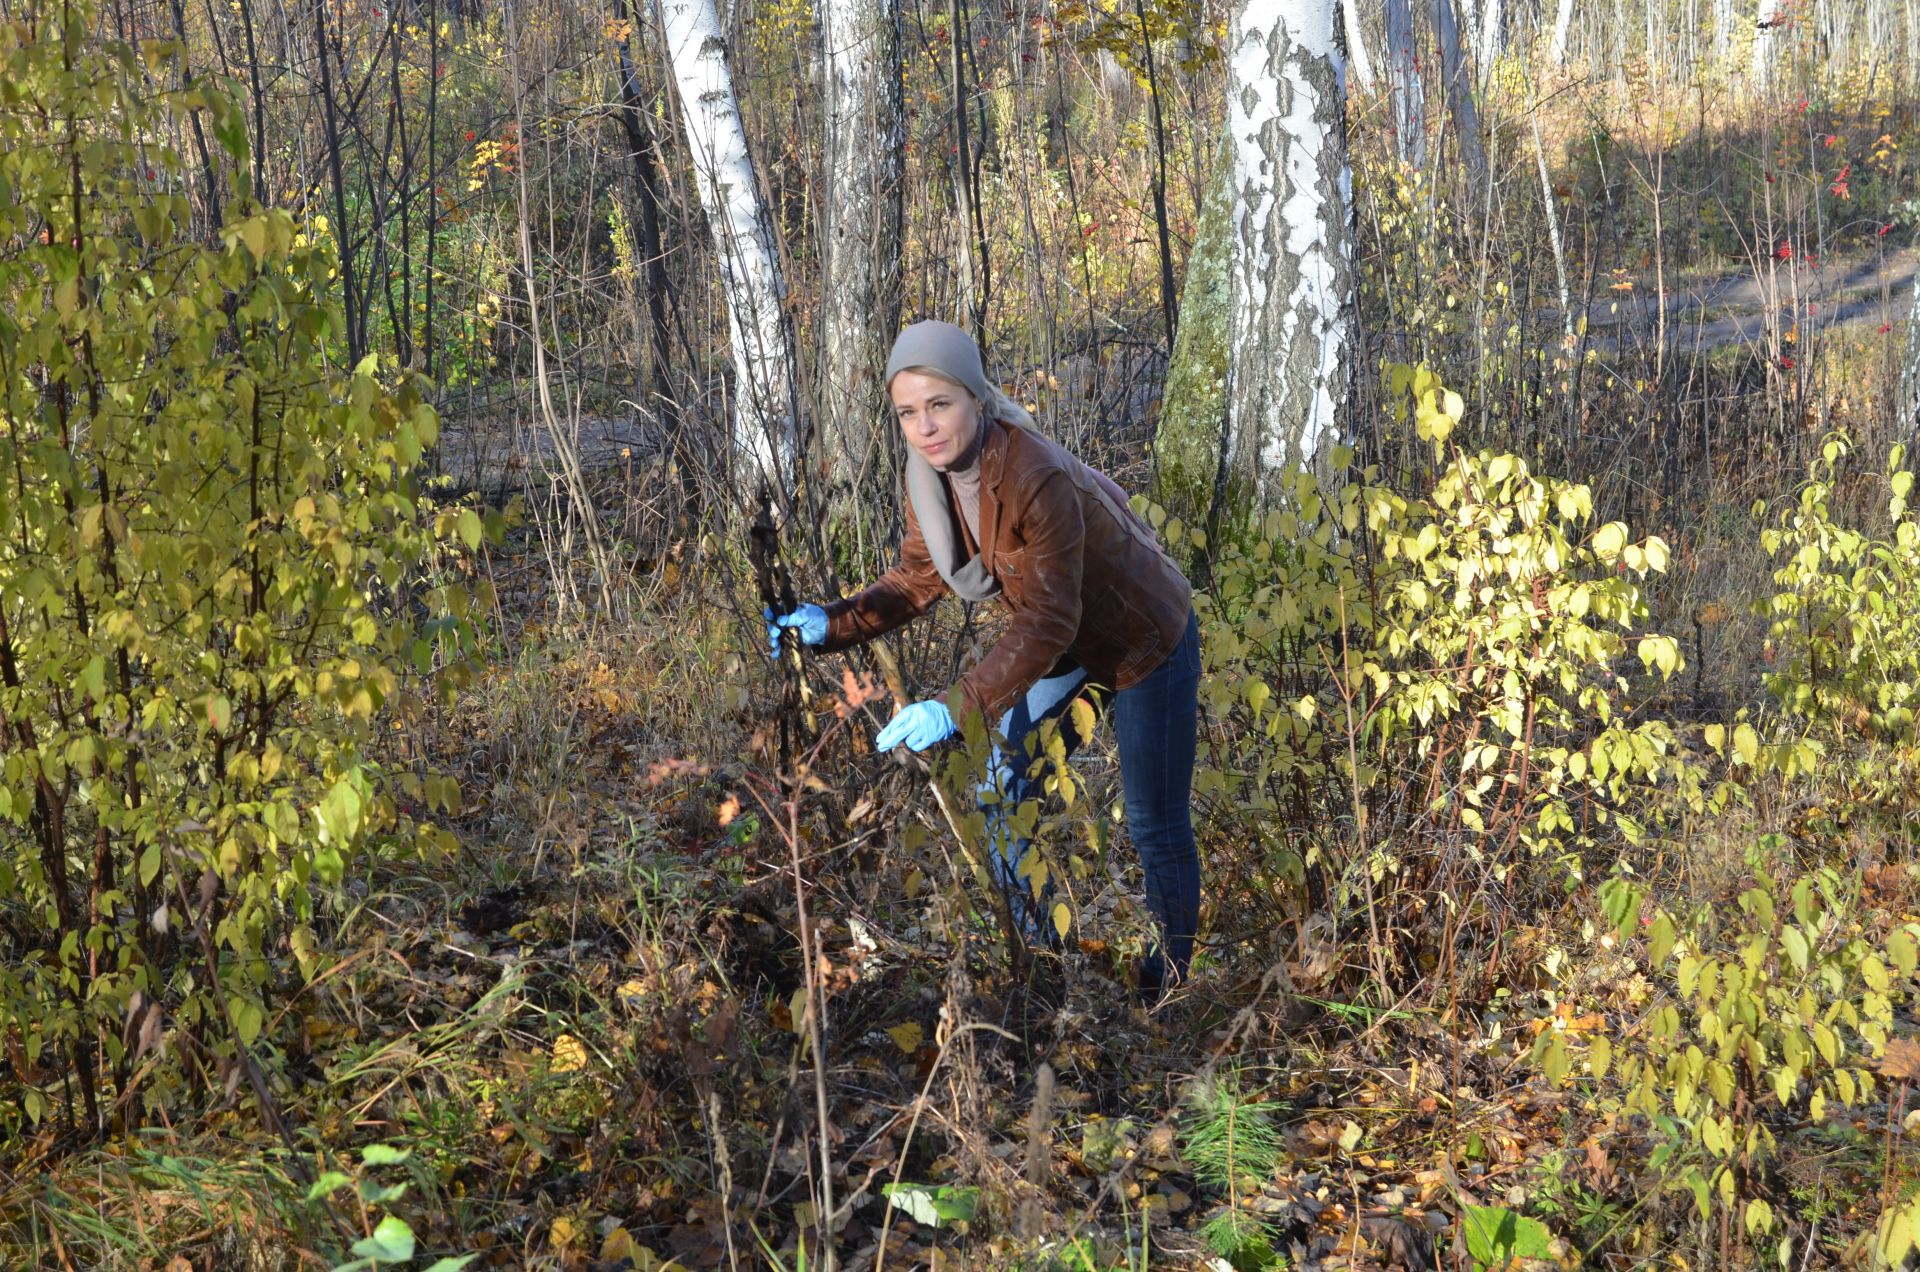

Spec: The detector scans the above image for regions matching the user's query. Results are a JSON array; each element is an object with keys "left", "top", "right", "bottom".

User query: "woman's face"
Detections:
[{"left": 890, "top": 370, "right": 980, "bottom": 469}]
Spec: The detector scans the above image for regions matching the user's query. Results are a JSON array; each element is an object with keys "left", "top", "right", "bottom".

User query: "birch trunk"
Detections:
[
  {"left": 1385, "top": 0, "right": 1427, "bottom": 167},
  {"left": 655, "top": 0, "right": 798, "bottom": 489},
  {"left": 1547, "top": 0, "right": 1575, "bottom": 64},
  {"left": 1476, "top": 0, "right": 1503, "bottom": 67},
  {"left": 1904, "top": 269, "right": 1920, "bottom": 438},
  {"left": 1750, "top": 0, "right": 1782, "bottom": 94},
  {"left": 1225, "top": 0, "right": 1356, "bottom": 500},
  {"left": 819, "top": 0, "right": 903, "bottom": 500},
  {"left": 1343, "top": 0, "right": 1377, "bottom": 91},
  {"left": 1432, "top": 0, "right": 1485, "bottom": 175}
]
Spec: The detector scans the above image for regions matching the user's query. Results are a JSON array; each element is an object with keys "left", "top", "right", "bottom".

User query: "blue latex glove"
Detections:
[
  {"left": 875, "top": 700, "right": 957, "bottom": 752},
  {"left": 766, "top": 603, "right": 827, "bottom": 658}
]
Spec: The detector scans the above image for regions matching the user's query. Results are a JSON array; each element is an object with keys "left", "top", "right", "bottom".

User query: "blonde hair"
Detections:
[{"left": 892, "top": 365, "right": 1039, "bottom": 432}]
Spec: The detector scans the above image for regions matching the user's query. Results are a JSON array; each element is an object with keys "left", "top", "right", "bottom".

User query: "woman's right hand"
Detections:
[{"left": 766, "top": 604, "right": 827, "bottom": 658}]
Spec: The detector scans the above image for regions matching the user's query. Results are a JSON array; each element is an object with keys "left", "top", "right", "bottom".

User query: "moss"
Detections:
[{"left": 1153, "top": 132, "right": 1234, "bottom": 524}]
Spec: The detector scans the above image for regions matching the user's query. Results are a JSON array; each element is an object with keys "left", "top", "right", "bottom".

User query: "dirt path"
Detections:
[{"left": 1578, "top": 246, "right": 1917, "bottom": 354}]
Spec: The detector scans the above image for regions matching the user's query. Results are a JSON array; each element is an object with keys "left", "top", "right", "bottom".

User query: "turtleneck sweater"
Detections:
[{"left": 937, "top": 416, "right": 988, "bottom": 552}]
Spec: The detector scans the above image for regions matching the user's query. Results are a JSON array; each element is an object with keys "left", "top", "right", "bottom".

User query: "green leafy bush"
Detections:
[
  {"left": 1536, "top": 864, "right": 1914, "bottom": 1260},
  {"left": 1755, "top": 433, "right": 1920, "bottom": 813},
  {"left": 1173, "top": 366, "right": 1723, "bottom": 974},
  {"left": 0, "top": 14, "right": 477, "bottom": 1136}
]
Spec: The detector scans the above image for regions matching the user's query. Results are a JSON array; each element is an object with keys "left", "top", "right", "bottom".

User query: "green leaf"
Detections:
[
  {"left": 361, "top": 1144, "right": 411, "bottom": 1166},
  {"left": 305, "top": 1171, "right": 352, "bottom": 1202},
  {"left": 1780, "top": 926, "right": 1809, "bottom": 974},
  {"left": 455, "top": 508, "right": 483, "bottom": 551},
  {"left": 882, "top": 1182, "right": 979, "bottom": 1229},
  {"left": 420, "top": 1259, "right": 480, "bottom": 1272},
  {"left": 1462, "top": 1205, "right": 1555, "bottom": 1265},
  {"left": 350, "top": 1214, "right": 417, "bottom": 1262},
  {"left": 1648, "top": 912, "right": 1677, "bottom": 965},
  {"left": 1732, "top": 722, "right": 1760, "bottom": 767}
]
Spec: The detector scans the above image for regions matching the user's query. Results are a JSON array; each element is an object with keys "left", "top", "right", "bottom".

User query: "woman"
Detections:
[{"left": 769, "top": 321, "right": 1202, "bottom": 991}]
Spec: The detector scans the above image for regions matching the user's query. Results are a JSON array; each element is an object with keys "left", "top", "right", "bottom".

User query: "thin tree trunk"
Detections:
[
  {"left": 1225, "top": 0, "right": 1357, "bottom": 500},
  {"left": 1385, "top": 0, "right": 1427, "bottom": 167},
  {"left": 313, "top": 0, "right": 361, "bottom": 362},
  {"left": 612, "top": 0, "right": 682, "bottom": 443},
  {"left": 1343, "top": 0, "right": 1376, "bottom": 90},
  {"left": 1903, "top": 269, "right": 1920, "bottom": 439},
  {"left": 1477, "top": 0, "right": 1502, "bottom": 68},
  {"left": 1548, "top": 0, "right": 1574, "bottom": 64},
  {"left": 1751, "top": 0, "right": 1782, "bottom": 94},
  {"left": 1432, "top": 0, "right": 1485, "bottom": 175},
  {"left": 654, "top": 0, "right": 799, "bottom": 488},
  {"left": 819, "top": 0, "right": 903, "bottom": 500},
  {"left": 1137, "top": 0, "right": 1181, "bottom": 339}
]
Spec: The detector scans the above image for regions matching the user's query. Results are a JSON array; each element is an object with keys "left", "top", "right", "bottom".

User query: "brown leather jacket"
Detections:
[{"left": 823, "top": 419, "right": 1193, "bottom": 723}]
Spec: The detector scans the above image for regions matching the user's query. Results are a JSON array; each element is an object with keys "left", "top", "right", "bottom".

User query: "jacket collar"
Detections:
[{"left": 976, "top": 418, "right": 1011, "bottom": 576}]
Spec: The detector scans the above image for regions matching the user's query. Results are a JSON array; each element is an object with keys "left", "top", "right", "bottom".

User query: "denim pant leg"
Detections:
[
  {"left": 982, "top": 661, "right": 1090, "bottom": 945},
  {"left": 1112, "top": 610, "right": 1203, "bottom": 980}
]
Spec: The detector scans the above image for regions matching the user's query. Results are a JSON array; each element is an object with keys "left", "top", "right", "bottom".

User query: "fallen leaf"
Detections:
[
  {"left": 551, "top": 1034, "right": 588, "bottom": 1073},
  {"left": 886, "top": 1022, "right": 924, "bottom": 1053}
]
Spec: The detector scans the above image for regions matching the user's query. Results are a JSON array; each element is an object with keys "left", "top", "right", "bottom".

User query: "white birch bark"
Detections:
[
  {"left": 1547, "top": 0, "right": 1575, "bottom": 64},
  {"left": 1225, "top": 0, "right": 1356, "bottom": 498},
  {"left": 1750, "top": 0, "right": 1783, "bottom": 94},
  {"left": 819, "top": 0, "right": 903, "bottom": 499},
  {"left": 1903, "top": 269, "right": 1920, "bottom": 438},
  {"left": 656, "top": 0, "right": 797, "bottom": 488},
  {"left": 1477, "top": 0, "right": 1503, "bottom": 67},
  {"left": 1343, "top": 0, "right": 1377, "bottom": 91},
  {"left": 1385, "top": 0, "right": 1427, "bottom": 167}
]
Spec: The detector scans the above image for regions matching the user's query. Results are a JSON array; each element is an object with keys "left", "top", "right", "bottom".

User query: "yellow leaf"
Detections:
[
  {"left": 551, "top": 1215, "right": 583, "bottom": 1249},
  {"left": 1051, "top": 903, "right": 1072, "bottom": 940},
  {"left": 550, "top": 1033, "right": 587, "bottom": 1073},
  {"left": 886, "top": 1022, "right": 923, "bottom": 1053}
]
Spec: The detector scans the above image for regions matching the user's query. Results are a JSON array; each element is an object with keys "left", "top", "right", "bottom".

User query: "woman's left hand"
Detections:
[{"left": 875, "top": 700, "right": 956, "bottom": 752}]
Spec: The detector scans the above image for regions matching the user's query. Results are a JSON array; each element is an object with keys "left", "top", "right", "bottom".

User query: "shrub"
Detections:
[{"left": 0, "top": 14, "right": 477, "bottom": 1138}]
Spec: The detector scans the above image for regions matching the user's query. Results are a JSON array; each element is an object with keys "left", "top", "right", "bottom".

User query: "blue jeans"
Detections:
[{"left": 981, "top": 610, "right": 1202, "bottom": 981}]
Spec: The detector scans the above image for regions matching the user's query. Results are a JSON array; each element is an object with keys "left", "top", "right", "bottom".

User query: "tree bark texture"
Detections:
[
  {"left": 1431, "top": 0, "right": 1485, "bottom": 175},
  {"left": 819, "top": 0, "right": 904, "bottom": 503},
  {"left": 1903, "top": 268, "right": 1920, "bottom": 438},
  {"left": 1385, "top": 0, "right": 1426, "bottom": 168},
  {"left": 1225, "top": 0, "right": 1356, "bottom": 500},
  {"left": 655, "top": 0, "right": 799, "bottom": 489},
  {"left": 1343, "top": 0, "right": 1376, "bottom": 90},
  {"left": 1751, "top": 0, "right": 1782, "bottom": 93}
]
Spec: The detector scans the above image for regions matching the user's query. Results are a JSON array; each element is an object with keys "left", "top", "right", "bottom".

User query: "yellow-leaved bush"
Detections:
[
  {"left": 1537, "top": 867, "right": 1916, "bottom": 1264},
  {"left": 0, "top": 16, "right": 485, "bottom": 1138},
  {"left": 1162, "top": 365, "right": 1730, "bottom": 974},
  {"left": 1753, "top": 432, "right": 1920, "bottom": 816}
]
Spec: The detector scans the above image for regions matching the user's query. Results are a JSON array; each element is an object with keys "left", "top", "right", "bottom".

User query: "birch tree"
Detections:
[
  {"left": 1344, "top": 0, "right": 1377, "bottom": 91},
  {"left": 1904, "top": 270, "right": 1920, "bottom": 438},
  {"left": 1385, "top": 0, "right": 1426, "bottom": 167},
  {"left": 1432, "top": 0, "right": 1485, "bottom": 175},
  {"left": 819, "top": 0, "right": 904, "bottom": 502},
  {"left": 1547, "top": 0, "right": 1575, "bottom": 64},
  {"left": 656, "top": 0, "right": 799, "bottom": 489},
  {"left": 1223, "top": 0, "right": 1356, "bottom": 498},
  {"left": 1751, "top": 0, "right": 1783, "bottom": 93}
]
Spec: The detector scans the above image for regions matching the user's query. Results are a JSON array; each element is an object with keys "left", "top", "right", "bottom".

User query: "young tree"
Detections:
[
  {"left": 655, "top": 0, "right": 799, "bottom": 489},
  {"left": 819, "top": 0, "right": 904, "bottom": 504},
  {"left": 1223, "top": 0, "right": 1356, "bottom": 500}
]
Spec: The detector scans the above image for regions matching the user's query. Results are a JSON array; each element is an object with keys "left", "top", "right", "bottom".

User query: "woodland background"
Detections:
[{"left": 2, "top": 0, "right": 1920, "bottom": 1267}]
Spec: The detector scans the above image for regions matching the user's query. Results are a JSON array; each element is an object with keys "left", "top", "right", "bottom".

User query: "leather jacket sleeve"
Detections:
[
  {"left": 950, "top": 468, "right": 1083, "bottom": 724},
  {"left": 821, "top": 480, "right": 949, "bottom": 651}
]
